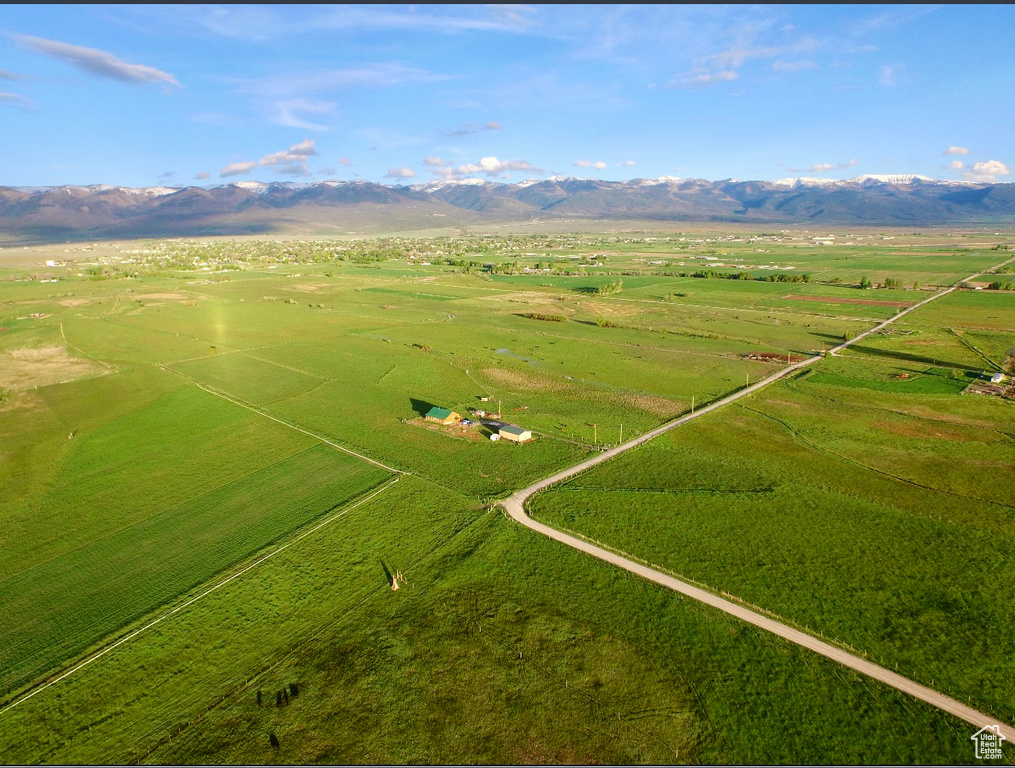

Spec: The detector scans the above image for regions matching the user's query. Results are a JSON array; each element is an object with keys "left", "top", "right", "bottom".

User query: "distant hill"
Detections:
[{"left": 2, "top": 176, "right": 1014, "bottom": 242}]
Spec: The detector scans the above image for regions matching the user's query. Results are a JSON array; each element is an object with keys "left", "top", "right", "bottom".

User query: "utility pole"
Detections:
[
  {"left": 691, "top": 395, "right": 695, "bottom": 413},
  {"left": 746, "top": 372, "right": 750, "bottom": 387},
  {"left": 593, "top": 423, "right": 597, "bottom": 444},
  {"left": 619, "top": 422, "right": 623, "bottom": 444},
  {"left": 498, "top": 400, "right": 502, "bottom": 419}
]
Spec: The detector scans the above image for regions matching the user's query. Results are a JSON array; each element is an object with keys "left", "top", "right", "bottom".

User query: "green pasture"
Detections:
[
  {"left": 0, "top": 377, "right": 388, "bottom": 699},
  {"left": 529, "top": 318, "right": 1015, "bottom": 726},
  {"left": 171, "top": 352, "right": 324, "bottom": 404},
  {"left": 0, "top": 232, "right": 1012, "bottom": 764},
  {"left": 0, "top": 479, "right": 976, "bottom": 765}
]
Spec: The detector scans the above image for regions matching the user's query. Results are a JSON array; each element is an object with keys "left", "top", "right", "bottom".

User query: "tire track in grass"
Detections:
[
  {"left": 0, "top": 477, "right": 400, "bottom": 718},
  {"left": 161, "top": 364, "right": 406, "bottom": 475},
  {"left": 737, "top": 403, "right": 1015, "bottom": 511},
  {"left": 501, "top": 262, "right": 1015, "bottom": 741}
]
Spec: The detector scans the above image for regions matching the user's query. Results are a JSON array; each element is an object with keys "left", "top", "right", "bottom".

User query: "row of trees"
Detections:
[{"left": 690, "top": 269, "right": 812, "bottom": 283}]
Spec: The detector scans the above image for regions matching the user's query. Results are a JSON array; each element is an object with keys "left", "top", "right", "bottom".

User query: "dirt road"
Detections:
[{"left": 501, "top": 275, "right": 1014, "bottom": 740}]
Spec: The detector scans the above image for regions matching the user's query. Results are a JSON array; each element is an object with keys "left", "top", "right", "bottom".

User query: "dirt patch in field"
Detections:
[
  {"left": 782, "top": 294, "right": 912, "bottom": 307},
  {"left": 481, "top": 291, "right": 562, "bottom": 306},
  {"left": 287, "top": 283, "right": 331, "bottom": 293},
  {"left": 0, "top": 389, "right": 48, "bottom": 413},
  {"left": 898, "top": 405, "right": 999, "bottom": 430},
  {"left": 579, "top": 300, "right": 642, "bottom": 318},
  {"left": 0, "top": 345, "right": 105, "bottom": 391},
  {"left": 872, "top": 420, "right": 977, "bottom": 442},
  {"left": 135, "top": 292, "right": 190, "bottom": 301},
  {"left": 58, "top": 298, "right": 92, "bottom": 307},
  {"left": 622, "top": 392, "right": 682, "bottom": 417},
  {"left": 482, "top": 366, "right": 556, "bottom": 392},
  {"left": 406, "top": 416, "right": 488, "bottom": 441}
]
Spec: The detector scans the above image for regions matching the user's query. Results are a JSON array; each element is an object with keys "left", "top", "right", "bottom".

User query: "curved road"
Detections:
[{"left": 501, "top": 277, "right": 1014, "bottom": 740}]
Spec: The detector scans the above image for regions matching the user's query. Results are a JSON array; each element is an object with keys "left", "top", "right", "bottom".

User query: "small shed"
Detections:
[
  {"left": 499, "top": 425, "right": 533, "bottom": 443},
  {"left": 425, "top": 407, "right": 461, "bottom": 425},
  {"left": 990, "top": 372, "right": 1005, "bottom": 384}
]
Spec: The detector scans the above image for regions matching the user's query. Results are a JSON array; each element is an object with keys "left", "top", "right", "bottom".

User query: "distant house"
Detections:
[
  {"left": 425, "top": 406, "right": 461, "bottom": 425},
  {"left": 990, "top": 372, "right": 1005, "bottom": 384},
  {"left": 499, "top": 425, "right": 533, "bottom": 443}
]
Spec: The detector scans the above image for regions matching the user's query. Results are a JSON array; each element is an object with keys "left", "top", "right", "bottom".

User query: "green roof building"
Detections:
[{"left": 425, "top": 407, "right": 461, "bottom": 424}]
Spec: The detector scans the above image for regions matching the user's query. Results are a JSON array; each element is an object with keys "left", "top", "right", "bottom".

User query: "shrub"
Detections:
[{"left": 518, "top": 312, "right": 566, "bottom": 322}]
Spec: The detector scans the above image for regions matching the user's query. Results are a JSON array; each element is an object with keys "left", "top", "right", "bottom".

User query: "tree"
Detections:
[
  {"left": 269, "top": 733, "right": 280, "bottom": 749},
  {"left": 859, "top": 276, "right": 872, "bottom": 289}
]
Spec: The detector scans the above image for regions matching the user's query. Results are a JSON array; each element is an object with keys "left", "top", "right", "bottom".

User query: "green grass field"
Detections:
[
  {"left": 529, "top": 288, "right": 1015, "bottom": 727},
  {"left": 0, "top": 479, "right": 980, "bottom": 765},
  {"left": 0, "top": 230, "right": 1012, "bottom": 763},
  {"left": 0, "top": 379, "right": 389, "bottom": 698}
]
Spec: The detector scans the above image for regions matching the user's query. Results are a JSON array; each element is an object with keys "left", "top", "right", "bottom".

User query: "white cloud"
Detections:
[
  {"left": 259, "top": 139, "right": 317, "bottom": 166},
  {"left": 0, "top": 69, "right": 25, "bottom": 81},
  {"left": 218, "top": 140, "right": 320, "bottom": 178},
  {"left": 384, "top": 166, "right": 416, "bottom": 178},
  {"left": 232, "top": 63, "right": 443, "bottom": 129},
  {"left": 443, "top": 120, "right": 504, "bottom": 137},
  {"left": 944, "top": 146, "right": 970, "bottom": 156},
  {"left": 620, "top": 160, "right": 636, "bottom": 166},
  {"left": 160, "top": 5, "right": 537, "bottom": 41},
  {"left": 17, "top": 35, "right": 180, "bottom": 87},
  {"left": 338, "top": 157, "right": 352, "bottom": 166},
  {"left": 424, "top": 156, "right": 452, "bottom": 167},
  {"left": 786, "top": 159, "right": 857, "bottom": 174},
  {"left": 240, "top": 64, "right": 446, "bottom": 97},
  {"left": 195, "top": 172, "right": 211, "bottom": 180},
  {"left": 273, "top": 162, "right": 310, "bottom": 177},
  {"left": 271, "top": 98, "right": 335, "bottom": 130},
  {"left": 573, "top": 160, "right": 607, "bottom": 170},
  {"left": 963, "top": 160, "right": 1010, "bottom": 182},
  {"left": 0, "top": 92, "right": 37, "bottom": 111},
  {"left": 456, "top": 156, "right": 543, "bottom": 178},
  {"left": 878, "top": 64, "right": 905, "bottom": 87},
  {"left": 668, "top": 69, "right": 738, "bottom": 90},
  {"left": 220, "top": 161, "right": 257, "bottom": 177},
  {"left": 771, "top": 59, "right": 817, "bottom": 73},
  {"left": 948, "top": 160, "right": 964, "bottom": 170}
]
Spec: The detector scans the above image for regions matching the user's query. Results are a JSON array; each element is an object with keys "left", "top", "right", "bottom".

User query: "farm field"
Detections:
[
  {"left": 0, "top": 228, "right": 1013, "bottom": 763},
  {"left": 0, "top": 375, "right": 390, "bottom": 697},
  {"left": 0, "top": 478, "right": 977, "bottom": 765},
  {"left": 529, "top": 286, "right": 1015, "bottom": 726}
]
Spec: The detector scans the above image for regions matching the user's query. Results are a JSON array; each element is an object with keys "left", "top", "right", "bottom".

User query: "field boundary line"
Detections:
[
  {"left": 0, "top": 477, "right": 400, "bottom": 719},
  {"left": 160, "top": 364, "right": 405, "bottom": 475},
  {"left": 501, "top": 262, "right": 1015, "bottom": 739}
]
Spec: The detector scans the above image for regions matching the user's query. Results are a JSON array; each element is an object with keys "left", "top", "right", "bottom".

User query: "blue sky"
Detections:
[{"left": 2, "top": 4, "right": 1013, "bottom": 188}]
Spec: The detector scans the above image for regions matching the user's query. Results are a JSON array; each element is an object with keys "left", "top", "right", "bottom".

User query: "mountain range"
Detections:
[{"left": 3, "top": 175, "right": 1014, "bottom": 243}]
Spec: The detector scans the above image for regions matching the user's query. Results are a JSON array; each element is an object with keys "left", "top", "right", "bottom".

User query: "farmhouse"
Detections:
[
  {"left": 424, "top": 406, "right": 461, "bottom": 425},
  {"left": 499, "top": 425, "right": 533, "bottom": 443},
  {"left": 990, "top": 372, "right": 1005, "bottom": 384}
]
